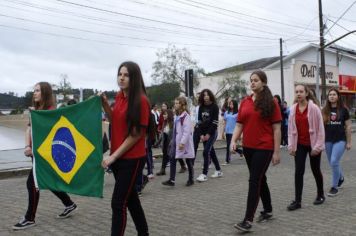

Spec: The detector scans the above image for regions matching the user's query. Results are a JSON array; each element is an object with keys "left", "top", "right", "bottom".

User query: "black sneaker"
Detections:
[
  {"left": 234, "top": 220, "right": 252, "bottom": 232},
  {"left": 162, "top": 179, "right": 175, "bottom": 186},
  {"left": 186, "top": 179, "right": 194, "bottom": 187},
  {"left": 327, "top": 187, "right": 338, "bottom": 197},
  {"left": 287, "top": 200, "right": 301, "bottom": 211},
  {"left": 12, "top": 217, "right": 36, "bottom": 230},
  {"left": 313, "top": 196, "right": 325, "bottom": 205},
  {"left": 58, "top": 203, "right": 77, "bottom": 218},
  {"left": 337, "top": 177, "right": 344, "bottom": 189},
  {"left": 256, "top": 211, "right": 273, "bottom": 223}
]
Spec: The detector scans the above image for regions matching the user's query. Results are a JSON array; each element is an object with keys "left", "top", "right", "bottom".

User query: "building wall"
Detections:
[{"left": 198, "top": 45, "right": 356, "bottom": 110}]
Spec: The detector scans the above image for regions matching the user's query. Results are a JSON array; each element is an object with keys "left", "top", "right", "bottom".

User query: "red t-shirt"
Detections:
[
  {"left": 110, "top": 92, "right": 150, "bottom": 159},
  {"left": 237, "top": 95, "right": 282, "bottom": 150},
  {"left": 295, "top": 104, "right": 311, "bottom": 146}
]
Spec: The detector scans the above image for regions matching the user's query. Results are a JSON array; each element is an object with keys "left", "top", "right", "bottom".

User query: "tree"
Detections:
[
  {"left": 57, "top": 74, "right": 72, "bottom": 102},
  {"left": 151, "top": 45, "right": 205, "bottom": 94},
  {"left": 214, "top": 69, "right": 248, "bottom": 101},
  {"left": 24, "top": 91, "right": 33, "bottom": 107},
  {"left": 146, "top": 82, "right": 180, "bottom": 107}
]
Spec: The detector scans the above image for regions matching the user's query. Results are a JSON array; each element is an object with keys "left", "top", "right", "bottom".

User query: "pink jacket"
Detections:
[
  {"left": 288, "top": 100, "right": 325, "bottom": 153},
  {"left": 174, "top": 111, "right": 195, "bottom": 159}
]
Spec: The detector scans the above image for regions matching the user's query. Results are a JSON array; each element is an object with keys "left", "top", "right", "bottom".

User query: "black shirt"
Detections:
[
  {"left": 325, "top": 107, "right": 350, "bottom": 143},
  {"left": 198, "top": 103, "right": 219, "bottom": 136}
]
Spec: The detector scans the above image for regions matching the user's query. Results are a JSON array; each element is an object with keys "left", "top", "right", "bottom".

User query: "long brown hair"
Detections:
[
  {"left": 198, "top": 89, "right": 216, "bottom": 105},
  {"left": 251, "top": 70, "right": 275, "bottom": 118},
  {"left": 175, "top": 96, "right": 190, "bottom": 115},
  {"left": 162, "top": 109, "right": 174, "bottom": 129},
  {"left": 322, "top": 88, "right": 344, "bottom": 123},
  {"left": 33, "top": 82, "right": 54, "bottom": 110},
  {"left": 118, "top": 61, "right": 149, "bottom": 137}
]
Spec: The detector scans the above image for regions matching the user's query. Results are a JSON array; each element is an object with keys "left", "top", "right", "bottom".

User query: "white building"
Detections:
[{"left": 198, "top": 44, "right": 356, "bottom": 110}]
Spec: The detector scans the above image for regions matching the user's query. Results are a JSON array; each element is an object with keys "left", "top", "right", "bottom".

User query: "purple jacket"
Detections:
[
  {"left": 174, "top": 111, "right": 195, "bottom": 159},
  {"left": 288, "top": 100, "right": 325, "bottom": 153}
]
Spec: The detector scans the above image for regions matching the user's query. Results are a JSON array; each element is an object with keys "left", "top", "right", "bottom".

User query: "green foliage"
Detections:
[
  {"left": 214, "top": 68, "right": 248, "bottom": 101},
  {"left": 0, "top": 93, "right": 25, "bottom": 109},
  {"left": 147, "top": 82, "right": 180, "bottom": 107},
  {"left": 10, "top": 107, "right": 24, "bottom": 115},
  {"left": 24, "top": 91, "right": 33, "bottom": 107},
  {"left": 151, "top": 45, "right": 205, "bottom": 94}
]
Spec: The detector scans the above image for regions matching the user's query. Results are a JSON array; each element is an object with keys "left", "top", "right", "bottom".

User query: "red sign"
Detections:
[{"left": 339, "top": 75, "right": 356, "bottom": 93}]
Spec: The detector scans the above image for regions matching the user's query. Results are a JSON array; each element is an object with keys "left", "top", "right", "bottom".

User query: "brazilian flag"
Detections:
[{"left": 31, "top": 96, "right": 104, "bottom": 198}]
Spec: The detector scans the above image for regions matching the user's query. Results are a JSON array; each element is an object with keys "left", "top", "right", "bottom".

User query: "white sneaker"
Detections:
[
  {"left": 221, "top": 162, "right": 230, "bottom": 166},
  {"left": 211, "top": 171, "right": 223, "bottom": 178},
  {"left": 196, "top": 174, "right": 208, "bottom": 182},
  {"left": 147, "top": 174, "right": 155, "bottom": 179}
]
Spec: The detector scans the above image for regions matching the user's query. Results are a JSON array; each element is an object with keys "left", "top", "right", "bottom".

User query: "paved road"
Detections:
[{"left": 1, "top": 135, "right": 356, "bottom": 236}]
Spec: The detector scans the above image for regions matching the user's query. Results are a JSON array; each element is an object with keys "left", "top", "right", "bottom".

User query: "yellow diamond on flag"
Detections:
[{"left": 37, "top": 116, "right": 95, "bottom": 184}]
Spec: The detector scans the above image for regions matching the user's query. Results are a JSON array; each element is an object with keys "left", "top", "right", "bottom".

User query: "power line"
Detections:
[
  {"left": 3, "top": 0, "right": 318, "bottom": 44},
  {"left": 2, "top": 0, "right": 281, "bottom": 44},
  {"left": 324, "top": 0, "right": 356, "bottom": 35},
  {"left": 1, "top": 13, "right": 281, "bottom": 48},
  {"left": 285, "top": 16, "right": 319, "bottom": 41},
  {"left": 0, "top": 23, "right": 159, "bottom": 49},
  {"left": 172, "top": 0, "right": 318, "bottom": 31},
  {"left": 50, "top": 0, "right": 278, "bottom": 40},
  {"left": 0, "top": 23, "right": 287, "bottom": 53},
  {"left": 79, "top": 0, "right": 317, "bottom": 40}
]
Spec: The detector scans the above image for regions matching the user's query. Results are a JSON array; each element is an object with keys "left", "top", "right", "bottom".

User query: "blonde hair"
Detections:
[{"left": 175, "top": 96, "right": 190, "bottom": 115}]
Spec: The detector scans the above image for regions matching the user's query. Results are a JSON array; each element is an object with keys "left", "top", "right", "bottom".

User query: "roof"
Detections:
[
  {"left": 265, "top": 43, "right": 356, "bottom": 69},
  {"left": 208, "top": 56, "right": 281, "bottom": 76}
]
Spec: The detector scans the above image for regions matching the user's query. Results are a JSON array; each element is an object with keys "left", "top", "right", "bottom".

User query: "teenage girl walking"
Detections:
[
  {"left": 287, "top": 84, "right": 325, "bottom": 211},
  {"left": 101, "top": 61, "right": 149, "bottom": 236},
  {"left": 222, "top": 99, "right": 242, "bottom": 165},
  {"left": 162, "top": 96, "right": 195, "bottom": 186},
  {"left": 13, "top": 82, "right": 77, "bottom": 230},
  {"left": 231, "top": 70, "right": 281, "bottom": 232},
  {"left": 156, "top": 109, "right": 174, "bottom": 176},
  {"left": 322, "top": 88, "right": 352, "bottom": 196},
  {"left": 196, "top": 89, "right": 223, "bottom": 182}
]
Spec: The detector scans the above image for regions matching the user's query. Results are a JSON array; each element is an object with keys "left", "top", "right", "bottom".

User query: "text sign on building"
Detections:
[{"left": 294, "top": 60, "right": 339, "bottom": 86}]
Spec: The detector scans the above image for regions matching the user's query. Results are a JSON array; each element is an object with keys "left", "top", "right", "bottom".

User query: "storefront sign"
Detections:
[
  {"left": 294, "top": 60, "right": 339, "bottom": 85},
  {"left": 339, "top": 75, "right": 356, "bottom": 93}
]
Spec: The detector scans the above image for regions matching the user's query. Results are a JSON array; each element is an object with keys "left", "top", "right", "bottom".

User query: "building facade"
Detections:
[{"left": 198, "top": 44, "right": 356, "bottom": 111}]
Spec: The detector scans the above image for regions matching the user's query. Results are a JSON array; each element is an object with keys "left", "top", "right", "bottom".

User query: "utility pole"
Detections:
[
  {"left": 318, "top": 0, "right": 326, "bottom": 104},
  {"left": 279, "top": 38, "right": 285, "bottom": 101}
]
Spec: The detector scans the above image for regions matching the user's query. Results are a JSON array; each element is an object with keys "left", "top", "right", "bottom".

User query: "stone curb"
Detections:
[{"left": 0, "top": 142, "right": 228, "bottom": 180}]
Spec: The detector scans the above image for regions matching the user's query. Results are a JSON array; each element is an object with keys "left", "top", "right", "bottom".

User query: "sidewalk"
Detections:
[
  {"left": 0, "top": 140, "right": 228, "bottom": 179},
  {"left": 1, "top": 143, "right": 356, "bottom": 235}
]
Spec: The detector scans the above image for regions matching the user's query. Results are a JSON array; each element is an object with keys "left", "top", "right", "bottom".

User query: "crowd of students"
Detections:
[{"left": 13, "top": 62, "right": 352, "bottom": 235}]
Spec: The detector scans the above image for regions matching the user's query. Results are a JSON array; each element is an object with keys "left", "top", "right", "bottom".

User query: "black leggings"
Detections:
[
  {"left": 169, "top": 158, "right": 194, "bottom": 182},
  {"left": 161, "top": 133, "right": 185, "bottom": 170},
  {"left": 25, "top": 169, "right": 73, "bottom": 221},
  {"left": 294, "top": 144, "right": 324, "bottom": 203},
  {"left": 243, "top": 148, "right": 273, "bottom": 222},
  {"left": 111, "top": 158, "right": 148, "bottom": 236}
]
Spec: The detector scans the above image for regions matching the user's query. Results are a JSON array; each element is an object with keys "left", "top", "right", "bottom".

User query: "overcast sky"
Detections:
[{"left": 0, "top": 0, "right": 355, "bottom": 96}]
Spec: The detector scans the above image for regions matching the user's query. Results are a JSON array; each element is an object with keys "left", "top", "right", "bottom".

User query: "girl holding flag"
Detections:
[
  {"left": 101, "top": 61, "right": 149, "bottom": 236},
  {"left": 13, "top": 82, "right": 77, "bottom": 230}
]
